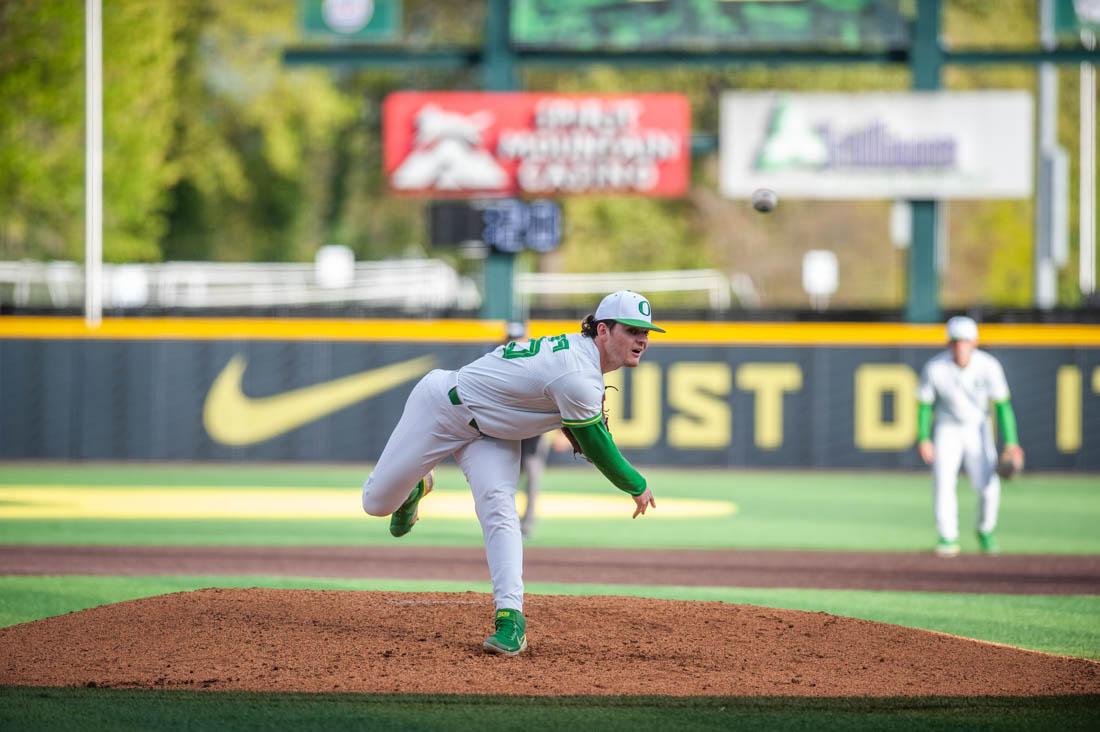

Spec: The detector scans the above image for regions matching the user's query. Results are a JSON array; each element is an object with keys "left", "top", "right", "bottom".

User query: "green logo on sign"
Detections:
[
  {"left": 639, "top": 301, "right": 651, "bottom": 316},
  {"left": 756, "top": 99, "right": 828, "bottom": 172},
  {"left": 300, "top": 0, "right": 400, "bottom": 40}
]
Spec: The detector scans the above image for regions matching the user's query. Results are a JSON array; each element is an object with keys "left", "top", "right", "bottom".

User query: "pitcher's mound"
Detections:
[{"left": 2, "top": 589, "right": 1098, "bottom": 696}]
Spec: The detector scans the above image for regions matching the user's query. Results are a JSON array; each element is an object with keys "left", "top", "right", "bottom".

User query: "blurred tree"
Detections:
[
  {"left": 163, "top": 0, "right": 484, "bottom": 264},
  {"left": 103, "top": 0, "right": 183, "bottom": 261},
  {"left": 308, "top": 72, "right": 440, "bottom": 264},
  {"left": 1, "top": 0, "right": 1091, "bottom": 311},
  {"left": 0, "top": 0, "right": 84, "bottom": 260},
  {"left": 944, "top": 0, "right": 1098, "bottom": 308},
  {"left": 941, "top": 0, "right": 1037, "bottom": 308},
  {"left": 0, "top": 0, "right": 181, "bottom": 262},
  {"left": 163, "top": 1, "right": 354, "bottom": 262}
]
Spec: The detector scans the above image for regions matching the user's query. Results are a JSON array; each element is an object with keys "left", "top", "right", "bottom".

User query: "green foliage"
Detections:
[
  {"left": 0, "top": 0, "right": 85, "bottom": 259},
  {"left": 101, "top": 0, "right": 183, "bottom": 262},
  {"left": 944, "top": 0, "right": 1037, "bottom": 48},
  {"left": 0, "top": 0, "right": 183, "bottom": 262},
  {"left": 163, "top": 1, "right": 356, "bottom": 262},
  {"left": 947, "top": 199, "right": 1034, "bottom": 307},
  {"left": 558, "top": 198, "right": 708, "bottom": 306},
  {"left": 304, "top": 72, "right": 437, "bottom": 263},
  {"left": 0, "top": 0, "right": 1093, "bottom": 307}
]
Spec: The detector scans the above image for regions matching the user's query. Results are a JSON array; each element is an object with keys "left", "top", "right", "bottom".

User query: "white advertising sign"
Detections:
[{"left": 720, "top": 91, "right": 1034, "bottom": 200}]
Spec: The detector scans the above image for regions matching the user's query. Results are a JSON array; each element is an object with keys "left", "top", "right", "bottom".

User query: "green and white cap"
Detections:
[
  {"left": 595, "top": 290, "right": 665, "bottom": 333},
  {"left": 946, "top": 316, "right": 978, "bottom": 342}
]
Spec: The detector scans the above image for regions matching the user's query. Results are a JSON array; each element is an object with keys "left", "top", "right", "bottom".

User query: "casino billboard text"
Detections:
[
  {"left": 383, "top": 93, "right": 691, "bottom": 198},
  {"left": 720, "top": 91, "right": 1034, "bottom": 200},
  {"left": 1, "top": 319, "right": 1097, "bottom": 471}
]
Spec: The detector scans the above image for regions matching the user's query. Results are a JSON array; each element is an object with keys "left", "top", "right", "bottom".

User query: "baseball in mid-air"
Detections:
[{"left": 751, "top": 188, "right": 778, "bottom": 213}]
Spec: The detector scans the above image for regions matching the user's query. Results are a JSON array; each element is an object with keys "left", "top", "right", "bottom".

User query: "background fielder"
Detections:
[
  {"left": 361, "top": 291, "right": 661, "bottom": 655},
  {"left": 917, "top": 316, "right": 1024, "bottom": 557}
]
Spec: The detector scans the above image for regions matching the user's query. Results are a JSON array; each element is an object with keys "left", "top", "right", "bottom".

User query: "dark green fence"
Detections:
[{"left": 2, "top": 327, "right": 1096, "bottom": 469}]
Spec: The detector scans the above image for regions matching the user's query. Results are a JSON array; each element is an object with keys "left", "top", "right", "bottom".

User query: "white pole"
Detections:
[
  {"left": 1036, "top": 0, "right": 1059, "bottom": 309},
  {"left": 1081, "top": 32, "right": 1097, "bottom": 297},
  {"left": 85, "top": 0, "right": 103, "bottom": 328}
]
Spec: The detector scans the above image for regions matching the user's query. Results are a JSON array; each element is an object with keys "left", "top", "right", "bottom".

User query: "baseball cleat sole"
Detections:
[{"left": 482, "top": 636, "right": 528, "bottom": 656}]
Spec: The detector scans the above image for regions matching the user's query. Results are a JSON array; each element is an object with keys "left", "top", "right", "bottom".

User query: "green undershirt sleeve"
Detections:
[
  {"left": 917, "top": 402, "right": 933, "bottom": 442},
  {"left": 562, "top": 419, "right": 647, "bottom": 496},
  {"left": 994, "top": 399, "right": 1019, "bottom": 445}
]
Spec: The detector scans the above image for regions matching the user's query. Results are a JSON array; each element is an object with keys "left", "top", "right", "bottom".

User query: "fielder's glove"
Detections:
[
  {"left": 563, "top": 391, "right": 612, "bottom": 462},
  {"left": 996, "top": 447, "right": 1024, "bottom": 480}
]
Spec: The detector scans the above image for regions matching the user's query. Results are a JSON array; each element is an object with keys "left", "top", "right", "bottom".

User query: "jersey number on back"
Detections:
[{"left": 502, "top": 334, "right": 569, "bottom": 359}]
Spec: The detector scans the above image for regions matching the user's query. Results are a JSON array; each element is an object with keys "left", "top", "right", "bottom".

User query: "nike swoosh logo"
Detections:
[{"left": 203, "top": 354, "right": 436, "bottom": 446}]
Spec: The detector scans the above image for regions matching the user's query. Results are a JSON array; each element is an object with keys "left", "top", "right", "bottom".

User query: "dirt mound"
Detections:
[{"left": 2, "top": 589, "right": 1098, "bottom": 697}]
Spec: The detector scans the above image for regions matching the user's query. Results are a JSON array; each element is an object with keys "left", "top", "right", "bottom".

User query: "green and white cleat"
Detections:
[
  {"left": 933, "top": 537, "right": 960, "bottom": 558},
  {"left": 389, "top": 470, "right": 434, "bottom": 538},
  {"left": 483, "top": 608, "right": 527, "bottom": 656},
  {"left": 977, "top": 530, "right": 1000, "bottom": 555}
]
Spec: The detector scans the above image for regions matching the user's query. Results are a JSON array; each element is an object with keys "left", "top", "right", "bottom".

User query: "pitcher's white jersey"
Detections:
[
  {"left": 456, "top": 333, "right": 604, "bottom": 440},
  {"left": 917, "top": 349, "right": 1010, "bottom": 427}
]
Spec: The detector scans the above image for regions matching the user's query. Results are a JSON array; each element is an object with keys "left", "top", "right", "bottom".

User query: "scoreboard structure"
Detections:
[{"left": 428, "top": 199, "right": 563, "bottom": 254}]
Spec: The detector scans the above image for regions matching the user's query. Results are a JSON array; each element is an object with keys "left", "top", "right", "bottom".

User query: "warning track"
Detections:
[{"left": 3, "top": 545, "right": 1099, "bottom": 595}]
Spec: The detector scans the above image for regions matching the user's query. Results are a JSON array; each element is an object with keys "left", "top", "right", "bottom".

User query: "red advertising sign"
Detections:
[{"left": 383, "top": 92, "right": 690, "bottom": 197}]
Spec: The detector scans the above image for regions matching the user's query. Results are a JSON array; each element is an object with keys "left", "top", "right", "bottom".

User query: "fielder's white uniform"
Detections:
[
  {"left": 917, "top": 349, "right": 1011, "bottom": 542},
  {"left": 361, "top": 333, "right": 605, "bottom": 612}
]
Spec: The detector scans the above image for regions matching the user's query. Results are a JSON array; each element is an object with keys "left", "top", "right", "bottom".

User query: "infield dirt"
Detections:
[
  {"left": 4, "top": 545, "right": 1098, "bottom": 594},
  {"left": 2, "top": 588, "right": 1098, "bottom": 697}
]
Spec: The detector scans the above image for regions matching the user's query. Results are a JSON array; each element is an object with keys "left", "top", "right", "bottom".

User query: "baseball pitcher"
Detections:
[
  {"left": 917, "top": 316, "right": 1024, "bottom": 557},
  {"left": 361, "top": 291, "right": 661, "bottom": 655}
]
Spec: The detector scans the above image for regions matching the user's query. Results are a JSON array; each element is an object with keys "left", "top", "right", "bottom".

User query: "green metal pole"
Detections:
[
  {"left": 480, "top": 0, "right": 518, "bottom": 320},
  {"left": 906, "top": 0, "right": 943, "bottom": 323}
]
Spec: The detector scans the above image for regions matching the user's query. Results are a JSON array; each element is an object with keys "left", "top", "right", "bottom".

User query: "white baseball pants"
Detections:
[
  {"left": 932, "top": 420, "right": 1001, "bottom": 541},
  {"left": 361, "top": 369, "right": 524, "bottom": 612}
]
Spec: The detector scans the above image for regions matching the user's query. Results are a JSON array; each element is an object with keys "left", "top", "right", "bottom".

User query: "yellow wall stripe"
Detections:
[
  {"left": 1, "top": 316, "right": 1098, "bottom": 346},
  {"left": 524, "top": 320, "right": 1100, "bottom": 346},
  {"left": 0, "top": 317, "right": 506, "bottom": 343}
]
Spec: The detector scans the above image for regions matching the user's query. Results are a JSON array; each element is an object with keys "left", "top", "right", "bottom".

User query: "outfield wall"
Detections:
[{"left": 1, "top": 317, "right": 1098, "bottom": 470}]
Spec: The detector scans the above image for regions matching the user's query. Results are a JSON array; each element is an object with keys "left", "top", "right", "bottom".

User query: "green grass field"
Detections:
[
  {"left": 3, "top": 688, "right": 1099, "bottom": 732},
  {"left": 3, "top": 463, "right": 1099, "bottom": 553},
  {"left": 1, "top": 462, "right": 1098, "bottom": 730}
]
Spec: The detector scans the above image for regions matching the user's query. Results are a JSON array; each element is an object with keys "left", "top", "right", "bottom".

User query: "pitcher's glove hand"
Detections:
[
  {"left": 996, "top": 445, "right": 1024, "bottom": 480},
  {"left": 563, "top": 391, "right": 611, "bottom": 462},
  {"left": 562, "top": 426, "right": 586, "bottom": 460}
]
